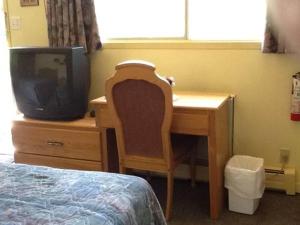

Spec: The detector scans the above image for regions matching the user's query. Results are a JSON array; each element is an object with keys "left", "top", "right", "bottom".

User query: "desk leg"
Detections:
[
  {"left": 208, "top": 127, "right": 221, "bottom": 219},
  {"left": 208, "top": 103, "right": 229, "bottom": 220}
]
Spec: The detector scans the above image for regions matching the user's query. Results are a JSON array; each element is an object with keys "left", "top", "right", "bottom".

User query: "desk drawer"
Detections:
[
  {"left": 171, "top": 111, "right": 209, "bottom": 135},
  {"left": 12, "top": 125, "right": 101, "bottom": 161}
]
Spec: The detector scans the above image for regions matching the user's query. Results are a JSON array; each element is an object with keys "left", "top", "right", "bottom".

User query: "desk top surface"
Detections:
[{"left": 91, "top": 92, "right": 231, "bottom": 110}]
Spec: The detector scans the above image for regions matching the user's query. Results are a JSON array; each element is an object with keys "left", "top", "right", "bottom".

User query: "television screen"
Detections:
[{"left": 10, "top": 47, "right": 90, "bottom": 120}]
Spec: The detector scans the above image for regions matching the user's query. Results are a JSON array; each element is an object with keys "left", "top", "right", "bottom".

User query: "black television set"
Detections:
[{"left": 10, "top": 47, "right": 90, "bottom": 120}]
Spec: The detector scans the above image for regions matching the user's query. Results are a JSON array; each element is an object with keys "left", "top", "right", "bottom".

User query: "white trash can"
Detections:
[{"left": 225, "top": 155, "right": 265, "bottom": 215}]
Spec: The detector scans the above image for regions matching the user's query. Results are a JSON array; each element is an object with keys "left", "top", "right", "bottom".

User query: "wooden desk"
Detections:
[{"left": 91, "top": 92, "right": 231, "bottom": 220}]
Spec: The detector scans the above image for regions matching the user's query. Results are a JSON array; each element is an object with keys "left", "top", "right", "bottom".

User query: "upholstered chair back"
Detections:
[
  {"left": 112, "top": 79, "right": 166, "bottom": 158},
  {"left": 106, "top": 61, "right": 173, "bottom": 168}
]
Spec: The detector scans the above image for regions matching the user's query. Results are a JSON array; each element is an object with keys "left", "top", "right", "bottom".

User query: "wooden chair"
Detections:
[{"left": 105, "top": 60, "right": 197, "bottom": 221}]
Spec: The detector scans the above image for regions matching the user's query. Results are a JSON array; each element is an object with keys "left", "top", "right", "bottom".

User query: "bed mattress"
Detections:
[{"left": 0, "top": 162, "right": 166, "bottom": 225}]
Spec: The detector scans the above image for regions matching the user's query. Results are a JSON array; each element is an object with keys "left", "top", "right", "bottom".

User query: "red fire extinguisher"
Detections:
[{"left": 291, "top": 72, "right": 300, "bottom": 121}]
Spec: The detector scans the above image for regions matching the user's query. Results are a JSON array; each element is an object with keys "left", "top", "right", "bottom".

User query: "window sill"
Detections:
[{"left": 102, "top": 40, "right": 261, "bottom": 50}]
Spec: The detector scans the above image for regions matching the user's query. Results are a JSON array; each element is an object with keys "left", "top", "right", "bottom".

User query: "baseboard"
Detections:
[
  {"left": 132, "top": 165, "right": 209, "bottom": 182},
  {"left": 140, "top": 164, "right": 300, "bottom": 194},
  {"left": 264, "top": 166, "right": 296, "bottom": 195},
  {"left": 144, "top": 165, "right": 209, "bottom": 182},
  {"left": 174, "top": 164, "right": 209, "bottom": 182},
  {"left": 175, "top": 165, "right": 299, "bottom": 194}
]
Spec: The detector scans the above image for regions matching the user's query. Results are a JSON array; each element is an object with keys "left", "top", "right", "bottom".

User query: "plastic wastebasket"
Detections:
[{"left": 225, "top": 155, "right": 265, "bottom": 214}]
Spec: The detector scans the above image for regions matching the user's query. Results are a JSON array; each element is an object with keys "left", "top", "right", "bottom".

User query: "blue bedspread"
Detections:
[{"left": 0, "top": 163, "right": 166, "bottom": 225}]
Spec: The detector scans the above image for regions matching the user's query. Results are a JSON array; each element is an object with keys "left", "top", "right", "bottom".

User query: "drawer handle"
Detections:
[{"left": 47, "top": 141, "right": 64, "bottom": 147}]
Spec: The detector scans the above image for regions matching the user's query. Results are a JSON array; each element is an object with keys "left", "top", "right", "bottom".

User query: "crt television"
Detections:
[{"left": 10, "top": 47, "right": 90, "bottom": 120}]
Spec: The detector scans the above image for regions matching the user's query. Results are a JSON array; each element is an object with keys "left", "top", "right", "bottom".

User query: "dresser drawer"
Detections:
[
  {"left": 15, "top": 152, "right": 103, "bottom": 171},
  {"left": 12, "top": 125, "right": 101, "bottom": 161}
]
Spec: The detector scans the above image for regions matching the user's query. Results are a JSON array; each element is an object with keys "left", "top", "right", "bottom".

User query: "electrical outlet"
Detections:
[{"left": 280, "top": 148, "right": 290, "bottom": 165}]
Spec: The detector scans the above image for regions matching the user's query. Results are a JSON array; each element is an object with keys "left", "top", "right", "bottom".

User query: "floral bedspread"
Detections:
[{"left": 0, "top": 162, "right": 166, "bottom": 225}]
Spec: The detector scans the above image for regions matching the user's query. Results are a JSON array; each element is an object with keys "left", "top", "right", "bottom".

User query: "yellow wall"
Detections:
[
  {"left": 6, "top": 0, "right": 48, "bottom": 46},
  {"left": 6, "top": 0, "right": 300, "bottom": 192}
]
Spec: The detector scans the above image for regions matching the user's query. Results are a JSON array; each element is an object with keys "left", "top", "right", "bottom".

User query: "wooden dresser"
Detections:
[{"left": 12, "top": 115, "right": 103, "bottom": 171}]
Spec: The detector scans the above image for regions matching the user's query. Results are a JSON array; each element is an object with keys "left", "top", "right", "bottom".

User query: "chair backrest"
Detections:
[{"left": 105, "top": 61, "right": 173, "bottom": 167}]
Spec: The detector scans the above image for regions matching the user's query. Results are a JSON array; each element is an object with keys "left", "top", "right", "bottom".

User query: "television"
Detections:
[{"left": 10, "top": 47, "right": 90, "bottom": 120}]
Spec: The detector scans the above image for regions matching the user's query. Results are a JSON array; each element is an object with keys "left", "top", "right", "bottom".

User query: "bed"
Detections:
[{"left": 0, "top": 162, "right": 167, "bottom": 225}]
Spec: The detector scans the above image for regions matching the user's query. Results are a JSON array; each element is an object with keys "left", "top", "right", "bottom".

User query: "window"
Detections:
[
  {"left": 95, "top": 0, "right": 266, "bottom": 41},
  {"left": 95, "top": 0, "right": 185, "bottom": 39}
]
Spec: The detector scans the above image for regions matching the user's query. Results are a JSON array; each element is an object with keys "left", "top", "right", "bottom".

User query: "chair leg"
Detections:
[
  {"left": 190, "top": 146, "right": 197, "bottom": 187},
  {"left": 165, "top": 171, "right": 174, "bottom": 221}
]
